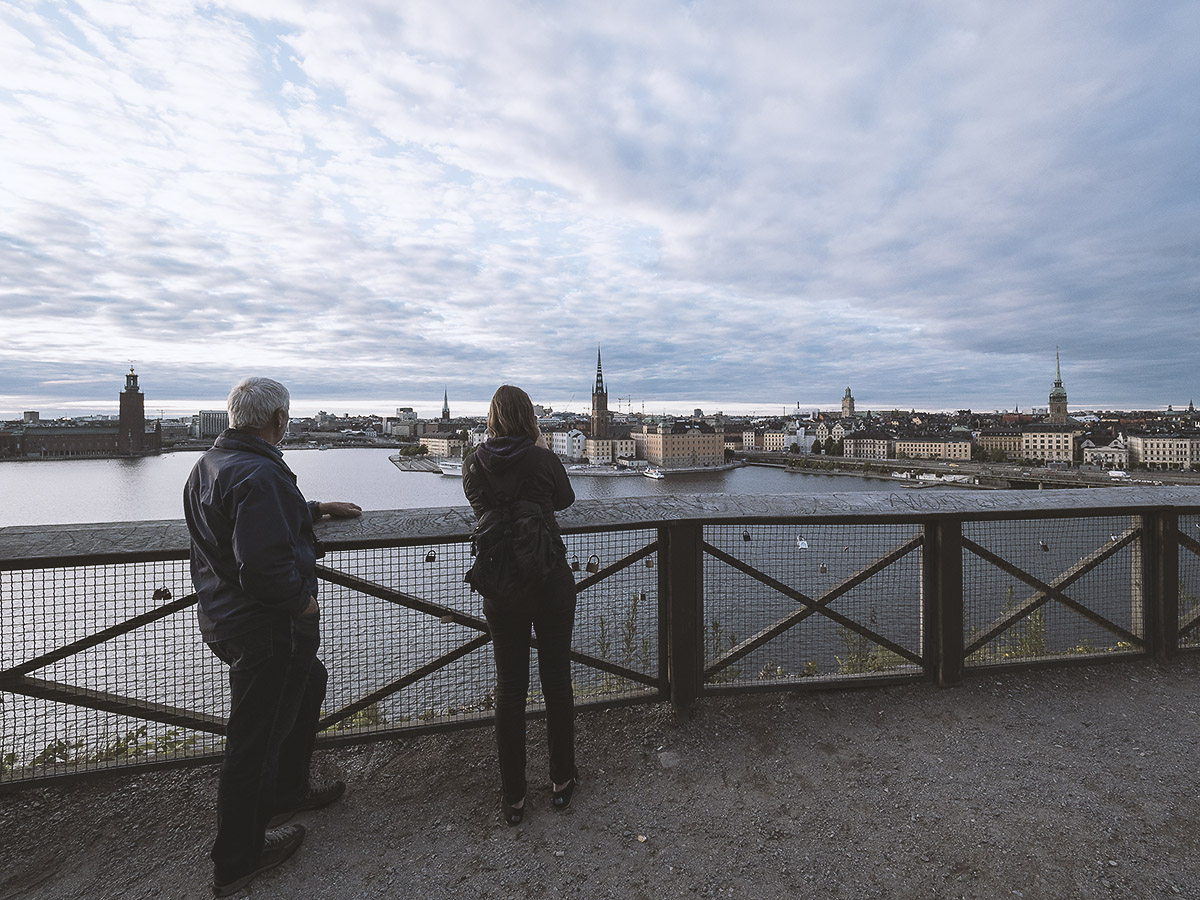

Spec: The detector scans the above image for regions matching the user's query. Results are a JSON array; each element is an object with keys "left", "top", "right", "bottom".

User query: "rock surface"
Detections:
[{"left": 3, "top": 656, "right": 1199, "bottom": 899}]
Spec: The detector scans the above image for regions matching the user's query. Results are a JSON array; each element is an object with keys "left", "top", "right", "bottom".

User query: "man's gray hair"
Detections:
[{"left": 227, "top": 377, "right": 290, "bottom": 430}]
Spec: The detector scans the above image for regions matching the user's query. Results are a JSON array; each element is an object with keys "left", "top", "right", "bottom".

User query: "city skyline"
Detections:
[
  {"left": 4, "top": 372, "right": 1197, "bottom": 424},
  {"left": 2, "top": 3, "right": 1197, "bottom": 412}
]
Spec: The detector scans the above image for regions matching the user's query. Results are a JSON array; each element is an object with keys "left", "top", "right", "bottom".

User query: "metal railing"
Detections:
[{"left": 2, "top": 487, "right": 1198, "bottom": 787}]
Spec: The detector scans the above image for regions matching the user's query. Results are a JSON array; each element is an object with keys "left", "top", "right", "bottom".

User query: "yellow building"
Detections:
[
  {"left": 585, "top": 437, "right": 635, "bottom": 464},
  {"left": 419, "top": 432, "right": 465, "bottom": 458},
  {"left": 893, "top": 437, "right": 971, "bottom": 461},
  {"left": 978, "top": 428, "right": 1023, "bottom": 461},
  {"left": 632, "top": 428, "right": 725, "bottom": 469},
  {"left": 1020, "top": 425, "right": 1081, "bottom": 464},
  {"left": 1127, "top": 433, "right": 1200, "bottom": 470},
  {"left": 843, "top": 432, "right": 892, "bottom": 460}
]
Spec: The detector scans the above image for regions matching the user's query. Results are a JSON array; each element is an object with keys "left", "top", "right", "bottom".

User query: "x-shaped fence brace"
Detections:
[
  {"left": 313, "top": 536, "right": 662, "bottom": 730},
  {"left": 962, "top": 524, "right": 1142, "bottom": 656},
  {"left": 702, "top": 534, "right": 926, "bottom": 680},
  {"left": 0, "top": 589, "right": 227, "bottom": 735}
]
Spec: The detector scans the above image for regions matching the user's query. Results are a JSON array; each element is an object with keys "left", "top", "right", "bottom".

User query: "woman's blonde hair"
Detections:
[{"left": 487, "top": 384, "right": 540, "bottom": 442}]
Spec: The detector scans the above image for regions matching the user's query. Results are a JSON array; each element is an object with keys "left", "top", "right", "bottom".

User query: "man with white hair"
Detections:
[{"left": 184, "top": 376, "right": 362, "bottom": 896}]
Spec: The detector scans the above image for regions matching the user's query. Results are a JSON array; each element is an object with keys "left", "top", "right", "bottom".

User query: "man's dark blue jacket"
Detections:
[{"left": 184, "top": 429, "right": 321, "bottom": 642}]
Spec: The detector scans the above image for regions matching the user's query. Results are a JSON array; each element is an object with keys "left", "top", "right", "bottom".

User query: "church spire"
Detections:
[
  {"left": 441, "top": 388, "right": 450, "bottom": 422},
  {"left": 590, "top": 347, "right": 609, "bottom": 441},
  {"left": 1048, "top": 349, "right": 1068, "bottom": 424}
]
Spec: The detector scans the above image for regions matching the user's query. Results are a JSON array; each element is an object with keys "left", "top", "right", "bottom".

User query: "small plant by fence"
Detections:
[{"left": 2, "top": 488, "right": 1198, "bottom": 786}]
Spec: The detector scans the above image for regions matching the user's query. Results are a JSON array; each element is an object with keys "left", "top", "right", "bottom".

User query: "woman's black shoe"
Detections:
[
  {"left": 552, "top": 776, "right": 579, "bottom": 810},
  {"left": 502, "top": 798, "right": 525, "bottom": 827}
]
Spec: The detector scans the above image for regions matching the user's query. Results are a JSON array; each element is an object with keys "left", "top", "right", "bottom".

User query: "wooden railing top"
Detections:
[{"left": 3, "top": 486, "right": 1200, "bottom": 565}]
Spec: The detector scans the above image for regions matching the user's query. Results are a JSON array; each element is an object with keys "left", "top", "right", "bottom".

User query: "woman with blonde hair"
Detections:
[{"left": 463, "top": 384, "right": 579, "bottom": 825}]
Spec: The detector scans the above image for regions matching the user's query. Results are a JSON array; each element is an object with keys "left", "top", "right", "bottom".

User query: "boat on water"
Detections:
[
  {"left": 643, "top": 468, "right": 665, "bottom": 479},
  {"left": 567, "top": 464, "right": 640, "bottom": 477},
  {"left": 438, "top": 459, "right": 463, "bottom": 477}
]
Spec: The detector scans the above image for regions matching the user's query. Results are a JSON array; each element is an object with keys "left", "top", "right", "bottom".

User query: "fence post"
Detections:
[
  {"left": 662, "top": 522, "right": 703, "bottom": 721},
  {"left": 1136, "top": 511, "right": 1179, "bottom": 661},
  {"left": 923, "top": 516, "right": 964, "bottom": 686}
]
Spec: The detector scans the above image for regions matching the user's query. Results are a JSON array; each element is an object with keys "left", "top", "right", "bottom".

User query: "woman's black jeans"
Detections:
[{"left": 483, "top": 564, "right": 577, "bottom": 805}]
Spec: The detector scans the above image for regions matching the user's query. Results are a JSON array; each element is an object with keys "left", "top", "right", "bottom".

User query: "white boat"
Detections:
[
  {"left": 438, "top": 459, "right": 463, "bottom": 477},
  {"left": 643, "top": 468, "right": 665, "bottom": 479}
]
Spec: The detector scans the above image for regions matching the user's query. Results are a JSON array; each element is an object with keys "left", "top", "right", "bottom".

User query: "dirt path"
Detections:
[{"left": 3, "top": 656, "right": 1199, "bottom": 899}]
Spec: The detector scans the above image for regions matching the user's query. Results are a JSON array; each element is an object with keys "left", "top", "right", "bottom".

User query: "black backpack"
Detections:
[{"left": 465, "top": 468, "right": 561, "bottom": 608}]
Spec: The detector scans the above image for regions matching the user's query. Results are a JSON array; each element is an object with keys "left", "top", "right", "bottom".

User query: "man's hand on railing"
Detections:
[{"left": 315, "top": 502, "right": 363, "bottom": 520}]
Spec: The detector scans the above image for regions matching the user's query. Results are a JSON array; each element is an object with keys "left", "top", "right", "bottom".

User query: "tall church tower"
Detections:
[
  {"left": 441, "top": 389, "right": 450, "bottom": 423},
  {"left": 1048, "top": 350, "right": 1068, "bottom": 425},
  {"left": 118, "top": 366, "right": 145, "bottom": 454},
  {"left": 841, "top": 387, "right": 855, "bottom": 419},
  {"left": 590, "top": 348, "right": 609, "bottom": 440}
]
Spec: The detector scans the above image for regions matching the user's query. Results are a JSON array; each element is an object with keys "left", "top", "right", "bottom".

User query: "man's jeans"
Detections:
[
  {"left": 207, "top": 615, "right": 325, "bottom": 882},
  {"left": 483, "top": 565, "right": 577, "bottom": 805}
]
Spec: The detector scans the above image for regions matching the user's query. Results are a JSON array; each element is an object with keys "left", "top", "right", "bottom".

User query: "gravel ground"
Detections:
[{"left": 3, "top": 655, "right": 1200, "bottom": 900}]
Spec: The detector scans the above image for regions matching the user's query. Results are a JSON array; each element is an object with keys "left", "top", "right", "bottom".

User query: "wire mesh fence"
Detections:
[
  {"left": 1, "top": 559, "right": 223, "bottom": 781},
  {"left": 1, "top": 529, "right": 664, "bottom": 785},
  {"left": 565, "top": 528, "right": 660, "bottom": 702},
  {"left": 3, "top": 502, "right": 1197, "bottom": 786},
  {"left": 962, "top": 515, "right": 1141, "bottom": 666}
]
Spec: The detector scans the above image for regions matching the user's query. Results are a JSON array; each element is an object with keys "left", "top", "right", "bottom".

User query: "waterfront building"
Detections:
[
  {"left": 763, "top": 430, "right": 791, "bottom": 452},
  {"left": 549, "top": 429, "right": 586, "bottom": 461},
  {"left": 118, "top": 367, "right": 147, "bottom": 454},
  {"left": 843, "top": 431, "right": 894, "bottom": 460},
  {"left": 979, "top": 427, "right": 1023, "bottom": 461},
  {"left": 573, "top": 349, "right": 638, "bottom": 464},
  {"left": 584, "top": 436, "right": 635, "bottom": 465},
  {"left": 11, "top": 425, "right": 122, "bottom": 457},
  {"left": 1081, "top": 436, "right": 1129, "bottom": 470},
  {"left": 1020, "top": 424, "right": 1083, "bottom": 464},
  {"left": 632, "top": 424, "right": 724, "bottom": 469},
  {"left": 420, "top": 432, "right": 465, "bottom": 458},
  {"left": 893, "top": 436, "right": 971, "bottom": 461},
  {"left": 1126, "top": 433, "right": 1200, "bottom": 471},
  {"left": 198, "top": 410, "right": 229, "bottom": 439},
  {"left": 3, "top": 370, "right": 161, "bottom": 458}
]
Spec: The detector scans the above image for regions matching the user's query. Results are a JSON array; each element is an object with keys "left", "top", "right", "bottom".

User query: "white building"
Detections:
[
  {"left": 1081, "top": 436, "right": 1129, "bottom": 469},
  {"left": 549, "top": 429, "right": 587, "bottom": 461},
  {"left": 198, "top": 410, "right": 229, "bottom": 439},
  {"left": 1127, "top": 433, "right": 1200, "bottom": 470}
]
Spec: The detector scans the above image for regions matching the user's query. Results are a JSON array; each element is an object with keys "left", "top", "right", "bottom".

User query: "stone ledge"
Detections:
[{"left": 3, "top": 487, "right": 1199, "bottom": 564}]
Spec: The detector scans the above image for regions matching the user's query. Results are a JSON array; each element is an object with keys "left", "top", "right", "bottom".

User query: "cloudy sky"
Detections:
[{"left": 2, "top": 1, "right": 1197, "bottom": 419}]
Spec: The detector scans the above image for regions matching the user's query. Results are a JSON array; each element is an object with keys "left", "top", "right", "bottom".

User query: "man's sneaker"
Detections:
[
  {"left": 268, "top": 779, "right": 346, "bottom": 827},
  {"left": 212, "top": 823, "right": 306, "bottom": 897}
]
